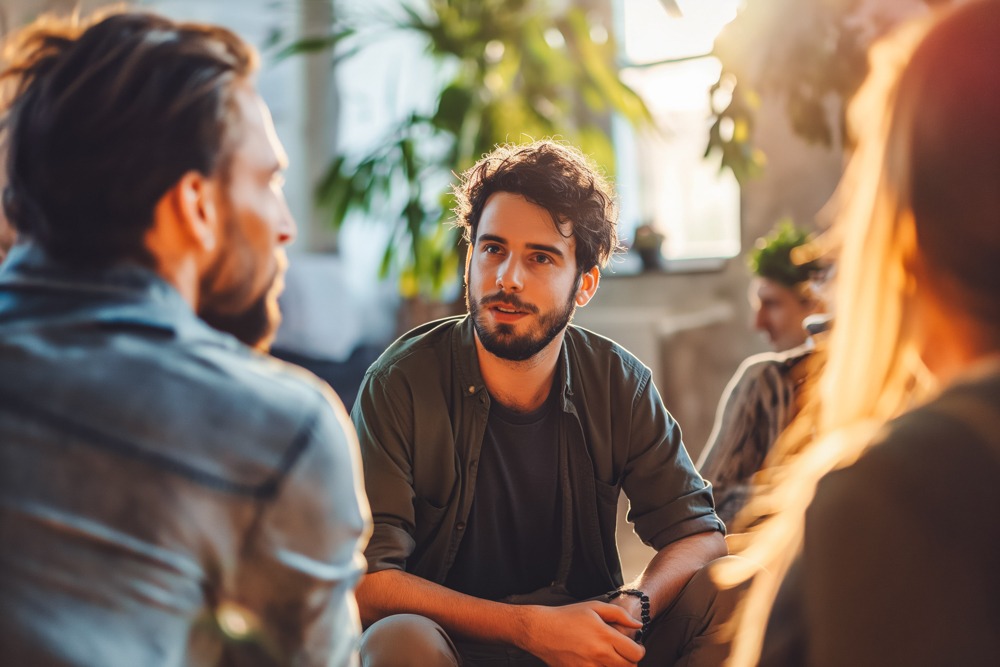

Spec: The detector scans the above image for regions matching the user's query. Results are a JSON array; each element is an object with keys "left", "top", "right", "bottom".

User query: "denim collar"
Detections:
[{"left": 0, "top": 242, "right": 237, "bottom": 348}]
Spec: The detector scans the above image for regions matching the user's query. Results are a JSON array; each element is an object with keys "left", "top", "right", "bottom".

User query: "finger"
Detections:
[
  {"left": 591, "top": 601, "right": 642, "bottom": 627},
  {"left": 608, "top": 622, "right": 641, "bottom": 639},
  {"left": 610, "top": 632, "right": 645, "bottom": 665}
]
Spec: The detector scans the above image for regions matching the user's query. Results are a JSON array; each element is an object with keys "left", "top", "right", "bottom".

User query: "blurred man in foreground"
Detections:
[{"left": 0, "top": 11, "right": 369, "bottom": 665}]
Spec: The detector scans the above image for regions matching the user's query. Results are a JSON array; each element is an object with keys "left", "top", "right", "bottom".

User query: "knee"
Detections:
[
  {"left": 360, "top": 614, "right": 459, "bottom": 667},
  {"left": 666, "top": 556, "right": 754, "bottom": 622}
]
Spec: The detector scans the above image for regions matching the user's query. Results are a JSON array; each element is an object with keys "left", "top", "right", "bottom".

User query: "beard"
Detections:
[
  {"left": 468, "top": 283, "right": 577, "bottom": 362},
  {"left": 198, "top": 226, "right": 286, "bottom": 353}
]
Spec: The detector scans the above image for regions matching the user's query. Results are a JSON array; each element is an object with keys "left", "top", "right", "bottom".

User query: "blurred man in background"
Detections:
[
  {"left": 749, "top": 221, "right": 825, "bottom": 352},
  {"left": 698, "top": 222, "right": 828, "bottom": 526}
]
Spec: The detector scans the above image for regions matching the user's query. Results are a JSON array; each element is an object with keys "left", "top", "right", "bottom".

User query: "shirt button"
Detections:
[
  {"left": 456, "top": 522, "right": 466, "bottom": 531},
  {"left": 468, "top": 385, "right": 475, "bottom": 394}
]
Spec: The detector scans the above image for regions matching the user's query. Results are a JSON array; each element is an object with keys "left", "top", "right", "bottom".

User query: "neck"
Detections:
[
  {"left": 155, "top": 255, "right": 201, "bottom": 310},
  {"left": 918, "top": 292, "right": 1000, "bottom": 386},
  {"left": 923, "top": 330, "right": 999, "bottom": 387},
  {"left": 475, "top": 329, "right": 564, "bottom": 412}
]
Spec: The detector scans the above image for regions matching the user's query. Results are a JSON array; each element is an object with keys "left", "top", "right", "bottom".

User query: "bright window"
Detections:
[{"left": 613, "top": 0, "right": 741, "bottom": 265}]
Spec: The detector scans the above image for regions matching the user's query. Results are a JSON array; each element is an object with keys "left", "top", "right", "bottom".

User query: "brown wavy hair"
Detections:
[{"left": 453, "top": 140, "right": 621, "bottom": 275}]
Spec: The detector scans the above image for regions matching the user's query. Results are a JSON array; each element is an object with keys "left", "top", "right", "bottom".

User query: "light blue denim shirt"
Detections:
[{"left": 0, "top": 244, "right": 371, "bottom": 666}]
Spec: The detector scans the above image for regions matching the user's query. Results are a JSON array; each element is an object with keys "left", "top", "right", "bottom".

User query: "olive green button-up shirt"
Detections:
[{"left": 352, "top": 315, "right": 723, "bottom": 599}]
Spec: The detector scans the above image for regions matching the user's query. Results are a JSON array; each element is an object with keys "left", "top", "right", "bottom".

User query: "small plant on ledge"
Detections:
[{"left": 631, "top": 223, "right": 666, "bottom": 272}]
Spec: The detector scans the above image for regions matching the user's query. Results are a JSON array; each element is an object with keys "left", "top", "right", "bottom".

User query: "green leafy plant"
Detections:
[{"left": 289, "top": 0, "right": 651, "bottom": 300}]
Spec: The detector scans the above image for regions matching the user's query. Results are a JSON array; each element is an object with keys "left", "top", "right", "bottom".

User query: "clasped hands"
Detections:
[{"left": 517, "top": 598, "right": 646, "bottom": 667}]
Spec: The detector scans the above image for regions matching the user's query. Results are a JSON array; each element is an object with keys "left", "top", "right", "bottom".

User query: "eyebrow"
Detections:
[{"left": 478, "top": 234, "right": 566, "bottom": 259}]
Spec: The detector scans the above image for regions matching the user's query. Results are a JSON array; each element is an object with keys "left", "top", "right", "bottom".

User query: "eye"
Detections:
[{"left": 483, "top": 243, "right": 503, "bottom": 255}]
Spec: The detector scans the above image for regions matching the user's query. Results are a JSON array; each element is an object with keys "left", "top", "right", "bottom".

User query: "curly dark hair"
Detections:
[
  {"left": 452, "top": 140, "right": 620, "bottom": 274},
  {"left": 0, "top": 10, "right": 256, "bottom": 268}
]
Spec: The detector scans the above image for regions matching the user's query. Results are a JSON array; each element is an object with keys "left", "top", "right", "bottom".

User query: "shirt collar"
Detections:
[
  {"left": 0, "top": 242, "right": 236, "bottom": 347},
  {"left": 453, "top": 314, "right": 576, "bottom": 410}
]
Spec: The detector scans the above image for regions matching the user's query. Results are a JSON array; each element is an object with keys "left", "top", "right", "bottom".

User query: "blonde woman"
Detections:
[{"left": 721, "top": 1, "right": 1000, "bottom": 664}]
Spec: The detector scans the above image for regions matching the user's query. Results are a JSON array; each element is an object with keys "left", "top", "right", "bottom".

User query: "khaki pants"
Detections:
[{"left": 359, "top": 556, "right": 746, "bottom": 667}]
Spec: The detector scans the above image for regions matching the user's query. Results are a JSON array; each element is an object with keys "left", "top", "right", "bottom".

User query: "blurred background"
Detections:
[{"left": 1, "top": 0, "right": 942, "bottom": 575}]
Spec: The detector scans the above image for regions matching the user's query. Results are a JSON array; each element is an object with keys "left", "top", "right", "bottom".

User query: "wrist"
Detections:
[
  {"left": 605, "top": 588, "right": 651, "bottom": 643},
  {"left": 503, "top": 603, "right": 537, "bottom": 651}
]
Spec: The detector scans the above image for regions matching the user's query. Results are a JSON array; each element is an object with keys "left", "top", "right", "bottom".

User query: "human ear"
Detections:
[
  {"left": 575, "top": 266, "right": 600, "bottom": 306},
  {"left": 174, "top": 171, "right": 219, "bottom": 254}
]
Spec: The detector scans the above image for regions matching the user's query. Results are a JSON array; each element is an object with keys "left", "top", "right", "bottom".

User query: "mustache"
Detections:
[{"left": 479, "top": 292, "right": 539, "bottom": 314}]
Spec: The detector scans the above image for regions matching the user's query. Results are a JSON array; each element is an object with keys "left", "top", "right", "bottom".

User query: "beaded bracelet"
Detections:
[{"left": 605, "top": 588, "right": 651, "bottom": 643}]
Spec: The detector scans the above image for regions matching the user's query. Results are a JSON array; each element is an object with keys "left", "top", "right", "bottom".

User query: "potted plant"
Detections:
[{"left": 631, "top": 223, "right": 666, "bottom": 272}]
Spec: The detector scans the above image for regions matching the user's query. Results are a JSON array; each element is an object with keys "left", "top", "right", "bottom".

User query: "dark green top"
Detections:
[
  {"left": 443, "top": 389, "right": 562, "bottom": 600},
  {"left": 352, "top": 315, "right": 723, "bottom": 600},
  {"left": 762, "top": 365, "right": 1000, "bottom": 666}
]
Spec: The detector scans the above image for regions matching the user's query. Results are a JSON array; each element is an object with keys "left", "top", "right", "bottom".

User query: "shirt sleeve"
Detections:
[
  {"left": 698, "top": 360, "right": 788, "bottom": 525},
  {"left": 623, "top": 374, "right": 725, "bottom": 550},
  {"left": 350, "top": 369, "right": 419, "bottom": 575},
  {"left": 227, "top": 397, "right": 371, "bottom": 667}
]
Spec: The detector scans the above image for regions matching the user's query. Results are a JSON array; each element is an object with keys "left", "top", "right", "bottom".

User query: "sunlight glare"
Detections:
[{"left": 623, "top": 0, "right": 740, "bottom": 64}]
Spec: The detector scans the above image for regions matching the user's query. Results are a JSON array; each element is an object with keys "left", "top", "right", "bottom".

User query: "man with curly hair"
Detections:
[{"left": 352, "top": 140, "right": 734, "bottom": 667}]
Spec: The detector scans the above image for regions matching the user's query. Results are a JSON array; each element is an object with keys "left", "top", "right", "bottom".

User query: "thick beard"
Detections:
[
  {"left": 469, "top": 284, "right": 577, "bottom": 362},
  {"left": 198, "top": 227, "right": 285, "bottom": 352}
]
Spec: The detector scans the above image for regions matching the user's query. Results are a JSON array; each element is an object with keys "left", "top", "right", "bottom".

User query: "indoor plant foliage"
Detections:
[
  {"left": 706, "top": 0, "right": 954, "bottom": 185},
  {"left": 302, "top": 0, "right": 651, "bottom": 301}
]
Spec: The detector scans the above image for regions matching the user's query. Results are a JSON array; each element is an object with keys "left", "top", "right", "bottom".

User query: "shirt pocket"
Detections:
[{"left": 411, "top": 495, "right": 449, "bottom": 557}]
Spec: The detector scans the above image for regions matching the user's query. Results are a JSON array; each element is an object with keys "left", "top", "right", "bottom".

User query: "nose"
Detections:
[
  {"left": 276, "top": 197, "right": 297, "bottom": 247},
  {"left": 497, "top": 256, "right": 523, "bottom": 292},
  {"left": 753, "top": 307, "right": 767, "bottom": 332}
]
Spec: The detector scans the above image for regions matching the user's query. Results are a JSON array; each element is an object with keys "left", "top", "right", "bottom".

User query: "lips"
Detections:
[
  {"left": 490, "top": 303, "right": 528, "bottom": 323},
  {"left": 480, "top": 292, "right": 537, "bottom": 312}
]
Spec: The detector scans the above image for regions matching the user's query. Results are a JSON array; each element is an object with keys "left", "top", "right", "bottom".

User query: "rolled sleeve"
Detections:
[{"left": 623, "top": 376, "right": 724, "bottom": 551}]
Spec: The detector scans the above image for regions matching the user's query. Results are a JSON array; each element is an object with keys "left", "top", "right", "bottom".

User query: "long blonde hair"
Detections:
[{"left": 715, "top": 4, "right": 990, "bottom": 662}]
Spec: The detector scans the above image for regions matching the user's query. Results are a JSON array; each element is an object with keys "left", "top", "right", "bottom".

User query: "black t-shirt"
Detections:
[{"left": 444, "top": 389, "right": 562, "bottom": 601}]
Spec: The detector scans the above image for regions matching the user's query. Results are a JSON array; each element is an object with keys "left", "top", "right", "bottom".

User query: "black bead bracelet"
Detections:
[{"left": 605, "top": 588, "right": 651, "bottom": 643}]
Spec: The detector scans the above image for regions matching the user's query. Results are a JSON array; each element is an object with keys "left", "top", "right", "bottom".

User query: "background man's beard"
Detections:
[{"left": 469, "top": 288, "right": 576, "bottom": 362}]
